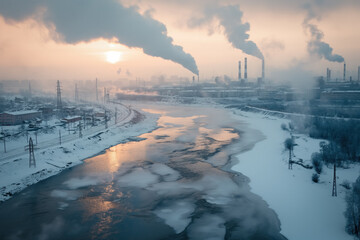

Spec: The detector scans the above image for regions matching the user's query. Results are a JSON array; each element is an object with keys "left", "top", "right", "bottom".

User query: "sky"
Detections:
[{"left": 0, "top": 0, "right": 359, "bottom": 83}]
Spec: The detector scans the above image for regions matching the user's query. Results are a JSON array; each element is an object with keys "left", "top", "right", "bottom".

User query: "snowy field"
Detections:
[
  {"left": 0, "top": 106, "right": 159, "bottom": 202},
  {"left": 231, "top": 110, "right": 360, "bottom": 240}
]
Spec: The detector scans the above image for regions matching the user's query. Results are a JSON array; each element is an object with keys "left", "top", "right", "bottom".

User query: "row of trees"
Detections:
[{"left": 290, "top": 116, "right": 360, "bottom": 163}]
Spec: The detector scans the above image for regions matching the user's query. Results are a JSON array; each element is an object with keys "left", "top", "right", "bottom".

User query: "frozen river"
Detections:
[{"left": 0, "top": 104, "right": 286, "bottom": 240}]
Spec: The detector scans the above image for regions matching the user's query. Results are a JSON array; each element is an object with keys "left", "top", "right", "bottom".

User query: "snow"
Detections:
[
  {"left": 0, "top": 105, "right": 159, "bottom": 202},
  {"left": 231, "top": 110, "right": 360, "bottom": 240}
]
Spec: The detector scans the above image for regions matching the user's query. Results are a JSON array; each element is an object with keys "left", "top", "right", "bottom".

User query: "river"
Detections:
[{"left": 0, "top": 104, "right": 286, "bottom": 240}]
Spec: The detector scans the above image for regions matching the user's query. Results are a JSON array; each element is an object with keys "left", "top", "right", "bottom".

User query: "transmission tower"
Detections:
[
  {"left": 56, "top": 80, "right": 62, "bottom": 110},
  {"left": 332, "top": 163, "right": 337, "bottom": 196},
  {"left": 29, "top": 137, "right": 36, "bottom": 168}
]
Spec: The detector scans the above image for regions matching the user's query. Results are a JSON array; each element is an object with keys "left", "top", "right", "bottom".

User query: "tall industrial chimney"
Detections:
[
  {"left": 238, "top": 61, "right": 242, "bottom": 80},
  {"left": 262, "top": 58, "right": 265, "bottom": 80},
  {"left": 244, "top": 57, "right": 248, "bottom": 80},
  {"left": 343, "top": 63, "right": 346, "bottom": 81},
  {"left": 358, "top": 66, "right": 360, "bottom": 82}
]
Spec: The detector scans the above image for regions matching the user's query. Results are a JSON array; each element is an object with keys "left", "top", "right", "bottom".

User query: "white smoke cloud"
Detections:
[
  {"left": 188, "top": 4, "right": 264, "bottom": 60},
  {"left": 303, "top": 4, "right": 344, "bottom": 63},
  {"left": 0, "top": 0, "right": 199, "bottom": 74}
]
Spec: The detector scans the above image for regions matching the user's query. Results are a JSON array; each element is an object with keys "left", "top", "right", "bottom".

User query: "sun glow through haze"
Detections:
[{"left": 105, "top": 51, "right": 122, "bottom": 64}]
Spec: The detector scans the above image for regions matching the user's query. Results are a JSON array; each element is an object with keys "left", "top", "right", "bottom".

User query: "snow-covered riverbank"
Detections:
[
  {"left": 0, "top": 108, "right": 159, "bottom": 202},
  {"left": 231, "top": 110, "right": 360, "bottom": 240}
]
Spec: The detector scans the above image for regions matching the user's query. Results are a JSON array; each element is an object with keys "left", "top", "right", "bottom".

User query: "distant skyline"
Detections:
[{"left": 0, "top": 0, "right": 359, "bottom": 83}]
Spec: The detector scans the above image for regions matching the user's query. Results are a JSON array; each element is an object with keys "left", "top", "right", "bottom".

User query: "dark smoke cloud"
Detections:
[
  {"left": 0, "top": 0, "right": 199, "bottom": 74},
  {"left": 303, "top": 4, "right": 344, "bottom": 63},
  {"left": 188, "top": 4, "right": 263, "bottom": 60}
]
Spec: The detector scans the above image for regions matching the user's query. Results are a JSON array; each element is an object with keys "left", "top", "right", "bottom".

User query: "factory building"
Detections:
[{"left": 0, "top": 110, "right": 41, "bottom": 125}]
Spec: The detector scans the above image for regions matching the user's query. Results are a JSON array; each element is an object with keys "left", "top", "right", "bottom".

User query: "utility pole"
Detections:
[
  {"left": 29, "top": 137, "right": 36, "bottom": 168},
  {"left": 59, "top": 130, "right": 62, "bottom": 145},
  {"left": 115, "top": 107, "right": 118, "bottom": 124},
  {"left": 78, "top": 123, "right": 82, "bottom": 138},
  {"left": 83, "top": 112, "right": 86, "bottom": 130},
  {"left": 332, "top": 161, "right": 337, "bottom": 196}
]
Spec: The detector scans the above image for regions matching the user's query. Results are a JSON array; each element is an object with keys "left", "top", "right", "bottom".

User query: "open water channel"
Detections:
[{"left": 0, "top": 104, "right": 286, "bottom": 240}]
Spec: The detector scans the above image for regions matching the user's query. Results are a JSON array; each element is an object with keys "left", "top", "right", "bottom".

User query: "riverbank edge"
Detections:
[
  {"left": 0, "top": 109, "right": 160, "bottom": 203},
  {"left": 230, "top": 109, "right": 360, "bottom": 240}
]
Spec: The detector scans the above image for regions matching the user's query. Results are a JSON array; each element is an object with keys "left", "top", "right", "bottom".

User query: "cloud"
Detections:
[
  {"left": 188, "top": 4, "right": 263, "bottom": 60},
  {"left": 0, "top": 0, "right": 199, "bottom": 74}
]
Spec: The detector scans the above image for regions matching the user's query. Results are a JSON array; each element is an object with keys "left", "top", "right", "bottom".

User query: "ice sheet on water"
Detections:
[
  {"left": 63, "top": 176, "right": 103, "bottom": 189},
  {"left": 50, "top": 189, "right": 81, "bottom": 201},
  {"left": 118, "top": 168, "right": 159, "bottom": 188},
  {"left": 58, "top": 202, "right": 69, "bottom": 210},
  {"left": 199, "top": 175, "right": 241, "bottom": 205},
  {"left": 149, "top": 163, "right": 181, "bottom": 181},
  {"left": 154, "top": 200, "right": 195, "bottom": 234},
  {"left": 187, "top": 214, "right": 226, "bottom": 240}
]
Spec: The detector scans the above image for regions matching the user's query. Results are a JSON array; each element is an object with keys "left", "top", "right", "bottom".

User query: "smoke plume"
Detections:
[
  {"left": 0, "top": 0, "right": 199, "bottom": 74},
  {"left": 303, "top": 6, "right": 344, "bottom": 62},
  {"left": 188, "top": 4, "right": 263, "bottom": 60}
]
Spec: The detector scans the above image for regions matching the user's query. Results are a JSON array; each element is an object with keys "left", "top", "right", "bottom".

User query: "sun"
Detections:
[{"left": 105, "top": 51, "right": 122, "bottom": 64}]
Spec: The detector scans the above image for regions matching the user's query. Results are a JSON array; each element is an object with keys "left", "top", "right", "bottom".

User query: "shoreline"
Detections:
[
  {"left": 0, "top": 108, "right": 159, "bottom": 202},
  {"left": 230, "top": 109, "right": 360, "bottom": 240}
]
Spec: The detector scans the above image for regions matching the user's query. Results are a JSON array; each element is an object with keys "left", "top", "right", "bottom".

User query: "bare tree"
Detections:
[{"left": 345, "top": 176, "right": 360, "bottom": 238}]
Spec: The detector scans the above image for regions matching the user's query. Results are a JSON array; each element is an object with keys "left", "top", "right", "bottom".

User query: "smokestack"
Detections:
[
  {"left": 343, "top": 63, "right": 346, "bottom": 81},
  {"left": 244, "top": 57, "right": 248, "bottom": 80},
  {"left": 262, "top": 58, "right": 265, "bottom": 80},
  {"left": 238, "top": 61, "right": 242, "bottom": 80},
  {"left": 358, "top": 66, "right": 360, "bottom": 82},
  {"left": 328, "top": 69, "right": 331, "bottom": 81}
]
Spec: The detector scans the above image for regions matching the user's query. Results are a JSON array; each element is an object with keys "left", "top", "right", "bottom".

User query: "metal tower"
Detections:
[
  {"left": 332, "top": 163, "right": 337, "bottom": 196},
  {"left": 29, "top": 137, "right": 36, "bottom": 168},
  {"left": 56, "top": 80, "right": 62, "bottom": 110}
]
